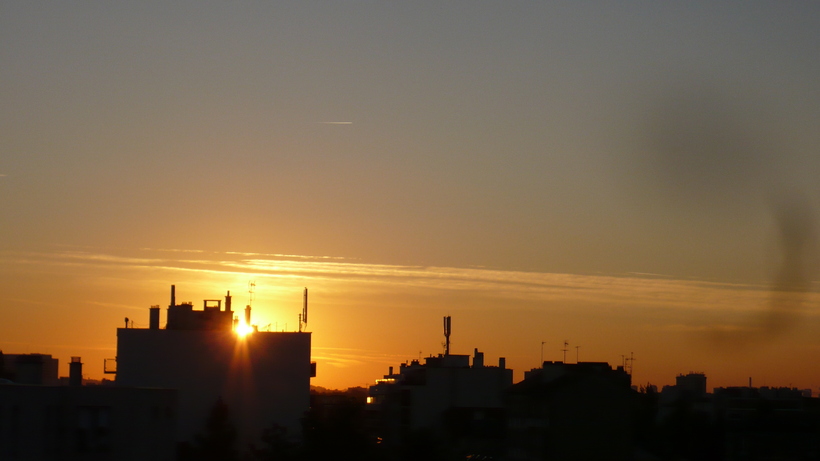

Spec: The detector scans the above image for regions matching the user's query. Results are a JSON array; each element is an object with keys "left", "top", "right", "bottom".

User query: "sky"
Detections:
[{"left": 2, "top": 2, "right": 820, "bottom": 391}]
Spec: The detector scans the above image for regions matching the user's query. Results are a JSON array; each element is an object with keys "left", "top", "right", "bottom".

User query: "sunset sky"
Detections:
[{"left": 2, "top": 2, "right": 820, "bottom": 391}]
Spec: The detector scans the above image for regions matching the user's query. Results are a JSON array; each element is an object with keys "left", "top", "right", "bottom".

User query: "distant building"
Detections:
[
  {"left": 713, "top": 386, "right": 820, "bottom": 460},
  {"left": 506, "top": 361, "right": 637, "bottom": 461},
  {"left": 653, "top": 373, "right": 820, "bottom": 460},
  {"left": 367, "top": 347, "right": 513, "bottom": 459},
  {"left": 676, "top": 372, "right": 707, "bottom": 397},
  {"left": 0, "top": 353, "right": 59, "bottom": 386},
  {"left": 0, "top": 357, "right": 176, "bottom": 461},
  {"left": 657, "top": 371, "right": 712, "bottom": 423},
  {"left": 114, "top": 285, "right": 314, "bottom": 446}
]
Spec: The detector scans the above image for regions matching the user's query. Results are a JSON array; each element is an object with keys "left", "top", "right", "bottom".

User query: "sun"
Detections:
[{"left": 235, "top": 322, "right": 254, "bottom": 338}]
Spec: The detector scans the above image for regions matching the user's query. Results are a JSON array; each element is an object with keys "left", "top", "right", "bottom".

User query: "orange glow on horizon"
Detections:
[{"left": 4, "top": 247, "right": 820, "bottom": 391}]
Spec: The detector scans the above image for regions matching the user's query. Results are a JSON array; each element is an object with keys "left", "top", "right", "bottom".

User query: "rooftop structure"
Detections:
[{"left": 164, "top": 283, "right": 234, "bottom": 331}]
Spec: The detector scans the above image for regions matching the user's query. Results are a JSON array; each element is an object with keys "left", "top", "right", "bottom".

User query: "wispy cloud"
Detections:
[
  {"left": 139, "top": 247, "right": 206, "bottom": 254},
  {"left": 224, "top": 251, "right": 349, "bottom": 261},
  {"left": 642, "top": 323, "right": 756, "bottom": 334},
  {"left": 312, "top": 346, "right": 410, "bottom": 368},
  {"left": 87, "top": 301, "right": 147, "bottom": 312},
  {"left": 4, "top": 247, "right": 815, "bottom": 318}
]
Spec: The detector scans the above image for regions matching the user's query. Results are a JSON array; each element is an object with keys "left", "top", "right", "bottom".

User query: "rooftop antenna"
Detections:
[
  {"left": 443, "top": 316, "right": 452, "bottom": 356},
  {"left": 562, "top": 340, "right": 569, "bottom": 363},
  {"left": 540, "top": 341, "right": 545, "bottom": 366},
  {"left": 626, "top": 352, "right": 635, "bottom": 376},
  {"left": 299, "top": 288, "right": 308, "bottom": 332},
  {"left": 248, "top": 281, "right": 256, "bottom": 307},
  {"left": 245, "top": 281, "right": 255, "bottom": 327}
]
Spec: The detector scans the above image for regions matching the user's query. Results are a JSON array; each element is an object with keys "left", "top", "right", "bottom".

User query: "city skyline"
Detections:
[
  {"left": 3, "top": 246, "right": 820, "bottom": 391},
  {"left": 2, "top": 3, "right": 820, "bottom": 391}
]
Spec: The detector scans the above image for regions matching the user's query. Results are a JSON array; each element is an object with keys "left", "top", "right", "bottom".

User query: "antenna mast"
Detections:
[
  {"left": 626, "top": 352, "right": 635, "bottom": 376},
  {"left": 248, "top": 281, "right": 256, "bottom": 308},
  {"left": 299, "top": 288, "right": 308, "bottom": 332},
  {"left": 562, "top": 340, "right": 569, "bottom": 363},
  {"left": 443, "top": 316, "right": 452, "bottom": 356},
  {"left": 245, "top": 281, "right": 255, "bottom": 327}
]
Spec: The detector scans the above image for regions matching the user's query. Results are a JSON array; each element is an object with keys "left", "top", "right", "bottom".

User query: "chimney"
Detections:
[
  {"left": 499, "top": 357, "right": 506, "bottom": 369},
  {"left": 389, "top": 366, "right": 394, "bottom": 376},
  {"left": 149, "top": 305, "right": 160, "bottom": 329},
  {"left": 170, "top": 285, "right": 176, "bottom": 308},
  {"left": 473, "top": 348, "right": 484, "bottom": 368},
  {"left": 69, "top": 357, "right": 83, "bottom": 386},
  {"left": 225, "top": 291, "right": 232, "bottom": 312}
]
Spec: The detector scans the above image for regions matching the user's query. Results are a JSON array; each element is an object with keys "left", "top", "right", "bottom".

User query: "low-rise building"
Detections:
[
  {"left": 0, "top": 353, "right": 59, "bottom": 386},
  {"left": 367, "top": 348, "right": 512, "bottom": 459},
  {"left": 506, "top": 361, "right": 636, "bottom": 461},
  {"left": 713, "top": 386, "right": 820, "bottom": 460},
  {"left": 0, "top": 358, "right": 177, "bottom": 461}
]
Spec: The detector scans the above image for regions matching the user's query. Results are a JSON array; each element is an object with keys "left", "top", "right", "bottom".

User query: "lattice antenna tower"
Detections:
[
  {"left": 243, "top": 280, "right": 256, "bottom": 328},
  {"left": 248, "top": 281, "right": 256, "bottom": 308},
  {"left": 626, "top": 352, "right": 635, "bottom": 376}
]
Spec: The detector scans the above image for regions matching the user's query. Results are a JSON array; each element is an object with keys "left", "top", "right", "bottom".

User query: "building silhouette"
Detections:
[
  {"left": 653, "top": 373, "right": 820, "bottom": 460},
  {"left": 675, "top": 372, "right": 707, "bottom": 397},
  {"left": 0, "top": 353, "right": 59, "bottom": 386},
  {"left": 9, "top": 290, "right": 820, "bottom": 460},
  {"left": 506, "top": 361, "right": 637, "bottom": 461},
  {"left": 367, "top": 318, "right": 512, "bottom": 460},
  {"left": 0, "top": 355, "right": 177, "bottom": 461},
  {"left": 115, "top": 285, "right": 315, "bottom": 446},
  {"left": 712, "top": 385, "right": 820, "bottom": 460}
]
